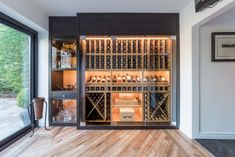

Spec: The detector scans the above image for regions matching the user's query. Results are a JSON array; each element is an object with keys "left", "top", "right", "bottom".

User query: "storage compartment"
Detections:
[
  {"left": 51, "top": 70, "right": 77, "bottom": 91},
  {"left": 112, "top": 93, "right": 143, "bottom": 122},
  {"left": 51, "top": 99, "right": 77, "bottom": 124},
  {"left": 51, "top": 39, "right": 77, "bottom": 70}
]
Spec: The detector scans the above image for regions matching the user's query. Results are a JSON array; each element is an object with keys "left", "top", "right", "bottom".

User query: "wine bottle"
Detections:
[
  {"left": 131, "top": 75, "right": 136, "bottom": 82},
  {"left": 133, "top": 56, "right": 137, "bottom": 69},
  {"left": 150, "top": 40, "right": 153, "bottom": 53},
  {"left": 128, "top": 56, "right": 131, "bottom": 69},
  {"left": 113, "top": 75, "right": 117, "bottom": 83},
  {"left": 136, "top": 75, "right": 140, "bottom": 82},
  {"left": 86, "top": 55, "right": 90, "bottom": 69},
  {"left": 111, "top": 56, "right": 116, "bottom": 69},
  {"left": 106, "top": 56, "right": 111, "bottom": 69},
  {"left": 160, "top": 55, "right": 164, "bottom": 69},
  {"left": 128, "top": 40, "right": 131, "bottom": 53},
  {"left": 92, "top": 75, "right": 97, "bottom": 83},
  {"left": 91, "top": 56, "right": 95, "bottom": 69},
  {"left": 122, "top": 75, "right": 126, "bottom": 82},
  {"left": 97, "top": 76, "right": 101, "bottom": 83},
  {"left": 91, "top": 40, "right": 95, "bottom": 53},
  {"left": 87, "top": 76, "right": 92, "bottom": 83},
  {"left": 138, "top": 40, "right": 142, "bottom": 53},
  {"left": 123, "top": 40, "right": 127, "bottom": 53},
  {"left": 102, "top": 76, "right": 106, "bottom": 83},
  {"left": 118, "top": 56, "right": 122, "bottom": 69},
  {"left": 101, "top": 40, "right": 105, "bottom": 53},
  {"left": 117, "top": 74, "right": 122, "bottom": 82},
  {"left": 107, "top": 40, "right": 111, "bottom": 53},
  {"left": 155, "top": 55, "right": 159, "bottom": 69},
  {"left": 123, "top": 56, "right": 127, "bottom": 69},
  {"left": 107, "top": 76, "right": 111, "bottom": 83},
  {"left": 154, "top": 40, "right": 158, "bottom": 54},
  {"left": 127, "top": 74, "right": 131, "bottom": 82},
  {"left": 56, "top": 49, "right": 61, "bottom": 69},
  {"left": 86, "top": 40, "right": 90, "bottom": 54},
  {"left": 150, "top": 55, "right": 154, "bottom": 69},
  {"left": 96, "top": 40, "right": 99, "bottom": 54},
  {"left": 113, "top": 40, "right": 116, "bottom": 53},
  {"left": 138, "top": 55, "right": 142, "bottom": 69},
  {"left": 133, "top": 40, "right": 136, "bottom": 53},
  {"left": 118, "top": 40, "right": 121, "bottom": 53}
]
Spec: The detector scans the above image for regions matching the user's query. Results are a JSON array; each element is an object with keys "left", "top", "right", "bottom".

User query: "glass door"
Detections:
[{"left": 0, "top": 21, "right": 35, "bottom": 146}]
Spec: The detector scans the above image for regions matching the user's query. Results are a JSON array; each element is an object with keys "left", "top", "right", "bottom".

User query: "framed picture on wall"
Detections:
[{"left": 212, "top": 32, "right": 235, "bottom": 61}]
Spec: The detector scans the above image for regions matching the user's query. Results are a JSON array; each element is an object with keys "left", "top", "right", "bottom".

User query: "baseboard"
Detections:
[{"left": 194, "top": 131, "right": 235, "bottom": 139}]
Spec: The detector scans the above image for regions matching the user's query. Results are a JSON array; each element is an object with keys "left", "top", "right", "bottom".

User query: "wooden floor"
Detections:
[{"left": 1, "top": 127, "right": 213, "bottom": 157}]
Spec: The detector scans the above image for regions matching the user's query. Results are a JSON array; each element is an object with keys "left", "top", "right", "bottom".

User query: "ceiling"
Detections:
[{"left": 30, "top": 0, "right": 192, "bottom": 16}]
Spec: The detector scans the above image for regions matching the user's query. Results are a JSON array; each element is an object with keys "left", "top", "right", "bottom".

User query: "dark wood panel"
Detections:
[
  {"left": 49, "top": 17, "right": 77, "bottom": 37},
  {"left": 78, "top": 13, "right": 179, "bottom": 35},
  {"left": 51, "top": 91, "right": 77, "bottom": 99}
]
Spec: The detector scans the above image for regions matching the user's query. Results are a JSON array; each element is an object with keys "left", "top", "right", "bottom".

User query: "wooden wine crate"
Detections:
[{"left": 120, "top": 108, "right": 135, "bottom": 121}]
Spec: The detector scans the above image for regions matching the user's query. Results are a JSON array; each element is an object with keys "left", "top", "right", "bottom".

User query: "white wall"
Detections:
[
  {"left": 0, "top": 0, "right": 48, "bottom": 31},
  {"left": 37, "top": 32, "right": 49, "bottom": 126},
  {"left": 180, "top": 0, "right": 235, "bottom": 138},
  {"left": 0, "top": 0, "right": 49, "bottom": 126},
  {"left": 198, "top": 7, "right": 235, "bottom": 139}
]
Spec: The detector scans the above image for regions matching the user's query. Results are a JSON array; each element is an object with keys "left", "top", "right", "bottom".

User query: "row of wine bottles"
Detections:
[
  {"left": 85, "top": 86, "right": 169, "bottom": 92},
  {"left": 86, "top": 74, "right": 168, "bottom": 84},
  {"left": 85, "top": 39, "right": 169, "bottom": 54},
  {"left": 86, "top": 54, "right": 169, "bottom": 70}
]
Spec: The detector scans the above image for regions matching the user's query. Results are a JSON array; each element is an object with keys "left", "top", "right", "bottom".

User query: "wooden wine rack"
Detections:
[{"left": 81, "top": 36, "right": 172, "bottom": 123}]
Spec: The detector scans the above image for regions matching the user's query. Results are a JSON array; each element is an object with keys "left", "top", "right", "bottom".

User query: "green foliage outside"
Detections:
[
  {"left": 16, "top": 88, "right": 30, "bottom": 108},
  {"left": 0, "top": 23, "right": 30, "bottom": 108}
]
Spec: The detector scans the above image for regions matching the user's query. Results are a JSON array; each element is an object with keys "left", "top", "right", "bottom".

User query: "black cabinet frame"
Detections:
[{"left": 49, "top": 13, "right": 180, "bottom": 129}]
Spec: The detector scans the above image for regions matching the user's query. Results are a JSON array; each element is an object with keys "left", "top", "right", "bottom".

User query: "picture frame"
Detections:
[{"left": 212, "top": 32, "right": 235, "bottom": 62}]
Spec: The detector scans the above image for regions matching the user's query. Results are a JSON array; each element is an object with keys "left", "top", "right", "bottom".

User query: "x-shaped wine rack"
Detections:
[{"left": 86, "top": 93, "right": 105, "bottom": 120}]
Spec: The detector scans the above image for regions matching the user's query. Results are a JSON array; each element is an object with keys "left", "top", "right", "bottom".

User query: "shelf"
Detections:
[
  {"left": 112, "top": 105, "right": 142, "bottom": 108},
  {"left": 51, "top": 68, "right": 77, "bottom": 71},
  {"left": 51, "top": 90, "right": 77, "bottom": 99},
  {"left": 86, "top": 83, "right": 111, "bottom": 86}
]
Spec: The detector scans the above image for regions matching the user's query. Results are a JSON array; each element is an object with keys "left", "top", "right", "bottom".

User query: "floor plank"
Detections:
[{"left": 0, "top": 127, "right": 213, "bottom": 157}]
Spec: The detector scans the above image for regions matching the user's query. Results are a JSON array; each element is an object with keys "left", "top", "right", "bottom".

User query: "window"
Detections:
[{"left": 0, "top": 12, "right": 37, "bottom": 150}]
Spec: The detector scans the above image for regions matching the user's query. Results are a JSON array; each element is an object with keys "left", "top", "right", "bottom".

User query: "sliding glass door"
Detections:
[{"left": 0, "top": 13, "right": 37, "bottom": 150}]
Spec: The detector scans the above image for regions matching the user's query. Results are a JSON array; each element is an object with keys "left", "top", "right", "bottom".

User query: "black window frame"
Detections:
[{"left": 0, "top": 12, "right": 38, "bottom": 151}]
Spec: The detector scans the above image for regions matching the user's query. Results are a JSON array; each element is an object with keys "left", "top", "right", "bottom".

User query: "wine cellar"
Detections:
[
  {"left": 81, "top": 36, "right": 173, "bottom": 125},
  {"left": 49, "top": 13, "right": 179, "bottom": 128}
]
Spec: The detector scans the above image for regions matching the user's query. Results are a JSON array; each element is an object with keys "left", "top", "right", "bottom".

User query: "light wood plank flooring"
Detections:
[{"left": 0, "top": 127, "right": 213, "bottom": 157}]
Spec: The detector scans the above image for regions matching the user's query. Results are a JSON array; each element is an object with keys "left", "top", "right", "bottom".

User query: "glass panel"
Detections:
[
  {"left": 51, "top": 39, "right": 77, "bottom": 70},
  {"left": 51, "top": 99, "right": 77, "bottom": 123},
  {"left": 0, "top": 22, "right": 31, "bottom": 141},
  {"left": 80, "top": 35, "right": 174, "bottom": 126}
]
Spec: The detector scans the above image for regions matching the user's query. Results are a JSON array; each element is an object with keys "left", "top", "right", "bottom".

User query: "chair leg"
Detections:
[
  {"left": 44, "top": 101, "right": 50, "bottom": 130},
  {"left": 27, "top": 102, "right": 34, "bottom": 137}
]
